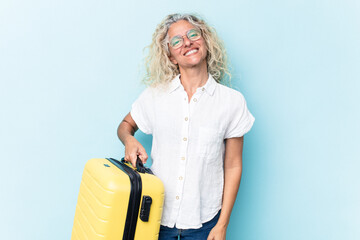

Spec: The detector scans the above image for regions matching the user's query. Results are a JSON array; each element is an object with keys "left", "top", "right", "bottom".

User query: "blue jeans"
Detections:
[{"left": 158, "top": 210, "right": 220, "bottom": 240}]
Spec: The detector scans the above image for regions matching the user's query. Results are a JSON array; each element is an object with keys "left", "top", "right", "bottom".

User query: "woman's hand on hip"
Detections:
[{"left": 207, "top": 224, "right": 227, "bottom": 240}]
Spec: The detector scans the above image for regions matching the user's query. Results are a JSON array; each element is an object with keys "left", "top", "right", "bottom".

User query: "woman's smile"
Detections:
[{"left": 184, "top": 48, "right": 199, "bottom": 56}]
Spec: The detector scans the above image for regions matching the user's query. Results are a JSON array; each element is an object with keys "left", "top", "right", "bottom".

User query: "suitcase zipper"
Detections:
[{"left": 107, "top": 158, "right": 142, "bottom": 240}]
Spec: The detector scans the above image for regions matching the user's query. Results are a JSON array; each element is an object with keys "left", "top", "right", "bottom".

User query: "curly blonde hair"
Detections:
[{"left": 142, "top": 13, "right": 231, "bottom": 87}]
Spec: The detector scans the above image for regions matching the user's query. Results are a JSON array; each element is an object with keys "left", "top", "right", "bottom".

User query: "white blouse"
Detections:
[{"left": 130, "top": 74, "right": 255, "bottom": 229}]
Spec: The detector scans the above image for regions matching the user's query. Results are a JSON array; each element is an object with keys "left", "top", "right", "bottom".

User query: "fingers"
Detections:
[
  {"left": 124, "top": 139, "right": 148, "bottom": 167},
  {"left": 138, "top": 146, "right": 148, "bottom": 163},
  {"left": 207, "top": 233, "right": 213, "bottom": 240},
  {"left": 206, "top": 226, "right": 226, "bottom": 240},
  {"left": 207, "top": 230, "right": 213, "bottom": 240},
  {"left": 128, "top": 152, "right": 138, "bottom": 167},
  {"left": 124, "top": 150, "right": 137, "bottom": 167}
]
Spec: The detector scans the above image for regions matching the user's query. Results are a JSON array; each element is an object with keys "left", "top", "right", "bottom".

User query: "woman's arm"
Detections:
[
  {"left": 117, "top": 112, "right": 148, "bottom": 167},
  {"left": 207, "top": 136, "right": 244, "bottom": 240}
]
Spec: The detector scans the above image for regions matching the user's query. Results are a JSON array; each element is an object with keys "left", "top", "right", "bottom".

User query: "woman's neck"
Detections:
[{"left": 179, "top": 63, "right": 208, "bottom": 99}]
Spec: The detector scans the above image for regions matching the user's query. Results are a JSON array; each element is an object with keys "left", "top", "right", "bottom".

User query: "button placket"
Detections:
[
  {"left": 174, "top": 91, "right": 190, "bottom": 212},
  {"left": 190, "top": 88, "right": 206, "bottom": 106}
]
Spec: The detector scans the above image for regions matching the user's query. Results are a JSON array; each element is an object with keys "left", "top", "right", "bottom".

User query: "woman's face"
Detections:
[{"left": 167, "top": 20, "right": 207, "bottom": 70}]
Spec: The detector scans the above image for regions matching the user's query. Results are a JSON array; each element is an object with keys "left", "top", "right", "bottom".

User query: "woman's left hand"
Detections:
[{"left": 207, "top": 224, "right": 227, "bottom": 240}]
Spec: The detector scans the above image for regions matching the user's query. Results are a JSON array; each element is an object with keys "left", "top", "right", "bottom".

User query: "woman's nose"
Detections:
[{"left": 183, "top": 36, "right": 191, "bottom": 47}]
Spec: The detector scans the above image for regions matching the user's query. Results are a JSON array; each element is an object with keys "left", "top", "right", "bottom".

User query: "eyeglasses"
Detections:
[{"left": 168, "top": 28, "right": 202, "bottom": 49}]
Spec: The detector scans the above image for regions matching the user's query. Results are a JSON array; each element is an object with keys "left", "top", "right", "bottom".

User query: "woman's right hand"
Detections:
[
  {"left": 124, "top": 135, "right": 148, "bottom": 167},
  {"left": 118, "top": 112, "right": 148, "bottom": 167}
]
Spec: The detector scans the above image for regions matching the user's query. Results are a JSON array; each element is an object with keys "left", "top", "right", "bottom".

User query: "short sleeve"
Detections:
[
  {"left": 130, "top": 88, "right": 154, "bottom": 135},
  {"left": 224, "top": 93, "right": 255, "bottom": 139}
]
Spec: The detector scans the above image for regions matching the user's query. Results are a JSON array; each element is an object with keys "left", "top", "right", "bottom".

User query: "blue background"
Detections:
[{"left": 1, "top": 0, "right": 359, "bottom": 239}]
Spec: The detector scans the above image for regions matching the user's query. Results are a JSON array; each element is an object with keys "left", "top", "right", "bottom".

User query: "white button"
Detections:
[
  {"left": 181, "top": 157, "right": 185, "bottom": 160},
  {"left": 193, "top": 98, "right": 197, "bottom": 102},
  {"left": 176, "top": 196, "right": 180, "bottom": 200},
  {"left": 179, "top": 176, "right": 183, "bottom": 180},
  {"left": 183, "top": 137, "right": 187, "bottom": 141},
  {"left": 184, "top": 98, "right": 187, "bottom": 101},
  {"left": 185, "top": 117, "right": 188, "bottom": 121}
]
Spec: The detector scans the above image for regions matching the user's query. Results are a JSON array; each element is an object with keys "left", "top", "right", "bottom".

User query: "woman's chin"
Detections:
[{"left": 179, "top": 58, "right": 207, "bottom": 69}]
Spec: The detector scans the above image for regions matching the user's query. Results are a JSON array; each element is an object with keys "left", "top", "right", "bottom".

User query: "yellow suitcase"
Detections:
[{"left": 71, "top": 158, "right": 164, "bottom": 240}]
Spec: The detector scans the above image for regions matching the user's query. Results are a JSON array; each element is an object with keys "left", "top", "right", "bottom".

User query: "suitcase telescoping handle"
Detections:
[{"left": 121, "top": 156, "right": 153, "bottom": 174}]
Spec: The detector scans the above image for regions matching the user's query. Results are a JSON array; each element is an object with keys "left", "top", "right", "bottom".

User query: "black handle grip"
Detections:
[
  {"left": 121, "top": 156, "right": 153, "bottom": 174},
  {"left": 135, "top": 157, "right": 146, "bottom": 173}
]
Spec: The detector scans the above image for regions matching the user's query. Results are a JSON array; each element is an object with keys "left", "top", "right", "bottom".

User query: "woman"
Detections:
[{"left": 117, "top": 13, "right": 254, "bottom": 240}]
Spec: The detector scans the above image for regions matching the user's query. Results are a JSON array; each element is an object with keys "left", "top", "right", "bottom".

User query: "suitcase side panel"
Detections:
[
  {"left": 134, "top": 173, "right": 165, "bottom": 240},
  {"left": 71, "top": 158, "right": 132, "bottom": 240}
]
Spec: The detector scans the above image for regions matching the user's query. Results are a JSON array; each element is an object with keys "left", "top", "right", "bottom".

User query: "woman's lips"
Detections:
[{"left": 184, "top": 48, "right": 199, "bottom": 56}]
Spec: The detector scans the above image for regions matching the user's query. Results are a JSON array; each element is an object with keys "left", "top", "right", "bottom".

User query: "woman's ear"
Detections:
[{"left": 169, "top": 55, "right": 178, "bottom": 65}]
